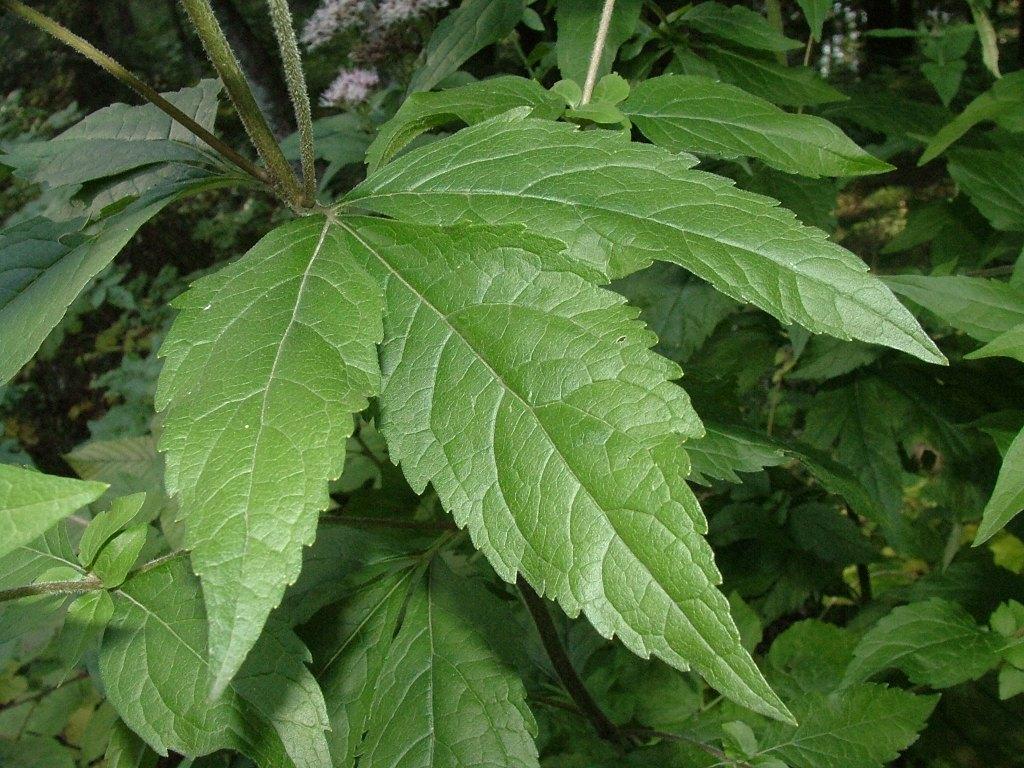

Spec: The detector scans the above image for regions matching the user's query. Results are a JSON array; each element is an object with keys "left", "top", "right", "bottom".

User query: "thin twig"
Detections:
[
  {"left": 517, "top": 577, "right": 623, "bottom": 743},
  {"left": 0, "top": 0, "right": 267, "bottom": 184},
  {"left": 180, "top": 0, "right": 309, "bottom": 207},
  {"left": 0, "top": 672, "right": 89, "bottom": 712},
  {"left": 320, "top": 514, "right": 458, "bottom": 532},
  {"left": 856, "top": 562, "right": 873, "bottom": 603},
  {"left": 265, "top": 0, "right": 317, "bottom": 200},
  {"left": 796, "top": 36, "right": 815, "bottom": 115},
  {"left": 0, "top": 576, "right": 102, "bottom": 604},
  {"left": 354, "top": 430, "right": 387, "bottom": 473},
  {"left": 581, "top": 0, "right": 617, "bottom": 105}
]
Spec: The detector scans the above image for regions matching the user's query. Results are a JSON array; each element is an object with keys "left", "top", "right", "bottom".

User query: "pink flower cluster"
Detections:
[
  {"left": 304, "top": 0, "right": 450, "bottom": 106},
  {"left": 375, "top": 0, "right": 449, "bottom": 28},
  {"left": 301, "top": 0, "right": 449, "bottom": 50},
  {"left": 319, "top": 67, "right": 381, "bottom": 106},
  {"left": 300, "top": 0, "right": 369, "bottom": 49}
]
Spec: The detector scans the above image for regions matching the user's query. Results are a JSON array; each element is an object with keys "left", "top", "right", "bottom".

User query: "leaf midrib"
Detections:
[
  {"left": 336, "top": 219, "right": 761, "bottom": 702},
  {"left": 215, "top": 218, "right": 333, "bottom": 684},
  {"left": 628, "top": 106, "right": 874, "bottom": 170},
  {"left": 354, "top": 185, "right": 926, "bottom": 350}
]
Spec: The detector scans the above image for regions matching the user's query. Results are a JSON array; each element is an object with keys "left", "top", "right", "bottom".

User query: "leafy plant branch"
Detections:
[
  {"left": 0, "top": 576, "right": 101, "bottom": 604},
  {"left": 0, "top": 0, "right": 267, "bottom": 185}
]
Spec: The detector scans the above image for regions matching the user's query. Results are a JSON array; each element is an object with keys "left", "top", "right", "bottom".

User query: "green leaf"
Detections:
[
  {"left": 408, "top": 0, "right": 525, "bottom": 93},
  {"left": 78, "top": 492, "right": 146, "bottom": 568},
  {"left": 919, "top": 71, "right": 1024, "bottom": 163},
  {"left": 65, "top": 436, "right": 166, "bottom": 518},
  {"left": 156, "top": 216, "right": 383, "bottom": 695},
  {"left": 565, "top": 102, "right": 627, "bottom": 125},
  {"left": 881, "top": 200, "right": 956, "bottom": 254},
  {"left": 787, "top": 504, "right": 877, "bottom": 565},
  {"left": 623, "top": 75, "right": 891, "bottom": 177},
  {"left": 766, "top": 620, "right": 857, "bottom": 695},
  {"left": 555, "top": 0, "right": 643, "bottom": 84},
  {"left": 788, "top": 336, "right": 880, "bottom": 381},
  {"left": 684, "top": 424, "right": 788, "bottom": 485},
  {"left": 819, "top": 90, "right": 950, "bottom": 140},
  {"left": 948, "top": 149, "right": 1024, "bottom": 231},
  {"left": 366, "top": 76, "right": 564, "bottom": 172},
  {"left": 0, "top": 523, "right": 82, "bottom": 643},
  {"left": 680, "top": 2, "right": 802, "bottom": 52},
  {"left": 0, "top": 171, "right": 221, "bottom": 384},
  {"left": 58, "top": 590, "right": 114, "bottom": 673},
  {"left": 360, "top": 562, "right": 539, "bottom": 768},
  {"left": 592, "top": 74, "right": 631, "bottom": 105},
  {"left": 970, "top": 2, "right": 1001, "bottom": 78},
  {"left": 0, "top": 80, "right": 220, "bottom": 189},
  {"left": 0, "top": 736, "right": 75, "bottom": 768},
  {"left": 0, "top": 464, "right": 106, "bottom": 560},
  {"left": 90, "top": 524, "right": 147, "bottom": 588},
  {"left": 966, "top": 322, "right": 1024, "bottom": 362},
  {"left": 974, "top": 426, "right": 1024, "bottom": 543},
  {"left": 739, "top": 168, "right": 839, "bottom": 230},
  {"left": 844, "top": 598, "right": 1003, "bottom": 688},
  {"left": 999, "top": 666, "right": 1024, "bottom": 699},
  {"left": 795, "top": 0, "right": 832, "bottom": 40},
  {"left": 803, "top": 379, "right": 911, "bottom": 546},
  {"left": 756, "top": 684, "right": 937, "bottom": 768},
  {"left": 704, "top": 45, "right": 847, "bottom": 107},
  {"left": 281, "top": 524, "right": 420, "bottom": 626},
  {"left": 884, "top": 275, "right": 1024, "bottom": 341},
  {"left": 347, "top": 112, "right": 943, "bottom": 364},
  {"left": 722, "top": 720, "right": 759, "bottom": 758},
  {"left": 611, "top": 262, "right": 737, "bottom": 363},
  {"left": 99, "top": 556, "right": 330, "bottom": 767},
  {"left": 105, "top": 720, "right": 158, "bottom": 768},
  {"left": 306, "top": 569, "right": 415, "bottom": 767},
  {"left": 282, "top": 114, "right": 372, "bottom": 188},
  {"left": 333, "top": 216, "right": 791, "bottom": 721},
  {"left": 922, "top": 59, "right": 966, "bottom": 107},
  {"left": 550, "top": 79, "right": 583, "bottom": 107}
]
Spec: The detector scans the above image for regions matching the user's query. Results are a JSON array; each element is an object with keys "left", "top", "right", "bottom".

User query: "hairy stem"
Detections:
[
  {"left": 580, "top": 0, "right": 617, "bottom": 105},
  {"left": 517, "top": 577, "right": 622, "bottom": 743},
  {"left": 180, "top": 0, "right": 308, "bottom": 207},
  {"left": 0, "top": 0, "right": 266, "bottom": 184},
  {"left": 0, "top": 576, "right": 102, "bottom": 604},
  {"left": 212, "top": 0, "right": 295, "bottom": 139},
  {"left": 265, "top": 0, "right": 317, "bottom": 200}
]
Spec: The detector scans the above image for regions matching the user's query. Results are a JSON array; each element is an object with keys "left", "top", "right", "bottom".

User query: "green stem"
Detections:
[
  {"left": 265, "top": 0, "right": 317, "bottom": 200},
  {"left": 321, "top": 514, "right": 458, "bottom": 532},
  {"left": 518, "top": 577, "right": 623, "bottom": 743},
  {"left": 180, "top": 0, "right": 308, "bottom": 207},
  {"left": 765, "top": 0, "right": 787, "bottom": 65},
  {"left": 581, "top": 0, "right": 617, "bottom": 105},
  {"left": 0, "top": 0, "right": 267, "bottom": 184},
  {"left": 512, "top": 35, "right": 537, "bottom": 80},
  {"left": 0, "top": 576, "right": 102, "bottom": 604}
]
